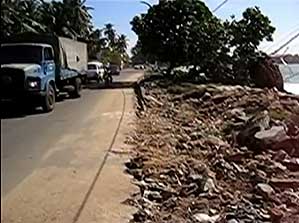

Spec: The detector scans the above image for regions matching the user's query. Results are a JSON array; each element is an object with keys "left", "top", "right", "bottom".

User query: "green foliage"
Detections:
[
  {"left": 99, "top": 48, "right": 129, "bottom": 65},
  {"left": 131, "top": 41, "right": 154, "bottom": 65},
  {"left": 131, "top": 0, "right": 223, "bottom": 70},
  {"left": 38, "top": 0, "right": 93, "bottom": 39},
  {"left": 226, "top": 7, "right": 276, "bottom": 84},
  {"left": 87, "top": 28, "right": 107, "bottom": 59},
  {"left": 91, "top": 24, "right": 128, "bottom": 64},
  {"left": 116, "top": 34, "right": 128, "bottom": 54},
  {"left": 1, "top": 0, "right": 46, "bottom": 39},
  {"left": 228, "top": 7, "right": 275, "bottom": 48},
  {"left": 1, "top": 0, "right": 128, "bottom": 63},
  {"left": 131, "top": 0, "right": 275, "bottom": 84},
  {"left": 1, "top": 0, "right": 93, "bottom": 39}
]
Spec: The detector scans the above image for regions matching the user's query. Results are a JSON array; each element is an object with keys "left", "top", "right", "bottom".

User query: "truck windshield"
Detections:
[{"left": 0, "top": 45, "right": 43, "bottom": 64}]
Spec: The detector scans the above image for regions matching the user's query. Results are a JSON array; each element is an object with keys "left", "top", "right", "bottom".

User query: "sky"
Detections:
[{"left": 86, "top": 0, "right": 299, "bottom": 55}]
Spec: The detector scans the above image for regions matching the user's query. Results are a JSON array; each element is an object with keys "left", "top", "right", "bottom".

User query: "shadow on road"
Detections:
[
  {"left": 1, "top": 80, "right": 138, "bottom": 119},
  {"left": 0, "top": 103, "right": 45, "bottom": 119},
  {"left": 1, "top": 94, "right": 68, "bottom": 119},
  {"left": 84, "top": 81, "right": 136, "bottom": 90}
]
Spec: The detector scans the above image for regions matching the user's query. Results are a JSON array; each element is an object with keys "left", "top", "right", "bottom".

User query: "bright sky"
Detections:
[{"left": 86, "top": 0, "right": 299, "bottom": 55}]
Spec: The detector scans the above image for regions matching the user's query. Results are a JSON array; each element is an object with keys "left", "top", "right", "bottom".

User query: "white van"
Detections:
[{"left": 87, "top": 61, "right": 105, "bottom": 82}]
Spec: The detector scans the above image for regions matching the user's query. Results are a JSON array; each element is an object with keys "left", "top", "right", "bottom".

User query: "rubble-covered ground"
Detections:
[{"left": 125, "top": 79, "right": 299, "bottom": 223}]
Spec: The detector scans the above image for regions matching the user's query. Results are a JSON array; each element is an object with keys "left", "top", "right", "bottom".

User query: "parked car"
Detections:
[
  {"left": 109, "top": 64, "right": 120, "bottom": 75},
  {"left": 86, "top": 61, "right": 105, "bottom": 83},
  {"left": 0, "top": 32, "right": 87, "bottom": 112}
]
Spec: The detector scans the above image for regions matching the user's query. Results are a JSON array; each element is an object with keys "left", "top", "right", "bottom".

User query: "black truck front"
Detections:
[
  {"left": 0, "top": 66, "right": 44, "bottom": 103},
  {"left": 0, "top": 44, "right": 47, "bottom": 105},
  {"left": 1, "top": 67, "right": 25, "bottom": 101}
]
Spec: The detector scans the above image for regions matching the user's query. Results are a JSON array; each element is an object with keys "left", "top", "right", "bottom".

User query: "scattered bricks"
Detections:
[{"left": 127, "top": 80, "right": 299, "bottom": 222}]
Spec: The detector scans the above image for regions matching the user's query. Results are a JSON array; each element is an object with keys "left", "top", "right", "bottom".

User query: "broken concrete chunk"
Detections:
[
  {"left": 255, "top": 126, "right": 286, "bottom": 141},
  {"left": 203, "top": 178, "right": 216, "bottom": 193},
  {"left": 256, "top": 183, "right": 275, "bottom": 199},
  {"left": 193, "top": 213, "right": 220, "bottom": 223}
]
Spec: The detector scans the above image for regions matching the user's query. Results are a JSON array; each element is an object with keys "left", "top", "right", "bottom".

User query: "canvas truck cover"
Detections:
[
  {"left": 2, "top": 32, "right": 87, "bottom": 74},
  {"left": 58, "top": 36, "right": 87, "bottom": 73}
]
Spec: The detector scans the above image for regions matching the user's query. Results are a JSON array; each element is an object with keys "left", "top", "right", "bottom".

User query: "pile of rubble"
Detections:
[{"left": 126, "top": 80, "right": 299, "bottom": 223}]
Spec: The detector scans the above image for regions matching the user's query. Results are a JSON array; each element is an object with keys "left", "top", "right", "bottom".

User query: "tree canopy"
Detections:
[
  {"left": 131, "top": 0, "right": 224, "bottom": 70},
  {"left": 88, "top": 24, "right": 129, "bottom": 64},
  {"left": 131, "top": 0, "right": 275, "bottom": 84},
  {"left": 1, "top": 0, "right": 128, "bottom": 63},
  {"left": 1, "top": 0, "right": 93, "bottom": 39}
]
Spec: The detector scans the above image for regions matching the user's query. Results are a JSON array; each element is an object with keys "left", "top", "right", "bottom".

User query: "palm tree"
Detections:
[
  {"left": 1, "top": 0, "right": 16, "bottom": 38},
  {"left": 38, "top": 0, "right": 93, "bottom": 39},
  {"left": 62, "top": 0, "right": 93, "bottom": 38},
  {"left": 87, "top": 28, "right": 107, "bottom": 59},
  {"left": 1, "top": 0, "right": 45, "bottom": 39},
  {"left": 117, "top": 34, "right": 128, "bottom": 54},
  {"left": 40, "top": 1, "right": 66, "bottom": 35},
  {"left": 104, "top": 23, "right": 117, "bottom": 47}
]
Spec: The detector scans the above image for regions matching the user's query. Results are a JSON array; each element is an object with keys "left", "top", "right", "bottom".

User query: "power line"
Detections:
[
  {"left": 213, "top": 0, "right": 229, "bottom": 12},
  {"left": 281, "top": 46, "right": 289, "bottom": 55},
  {"left": 270, "top": 32, "right": 299, "bottom": 55},
  {"left": 263, "top": 24, "right": 299, "bottom": 52}
]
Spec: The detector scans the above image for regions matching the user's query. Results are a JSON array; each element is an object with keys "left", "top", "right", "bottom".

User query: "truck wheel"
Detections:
[
  {"left": 82, "top": 76, "right": 87, "bottom": 85},
  {"left": 70, "top": 77, "right": 82, "bottom": 98},
  {"left": 42, "top": 84, "right": 55, "bottom": 112}
]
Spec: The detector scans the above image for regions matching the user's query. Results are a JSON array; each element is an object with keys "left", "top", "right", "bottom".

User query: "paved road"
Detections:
[{"left": 1, "top": 69, "right": 143, "bottom": 223}]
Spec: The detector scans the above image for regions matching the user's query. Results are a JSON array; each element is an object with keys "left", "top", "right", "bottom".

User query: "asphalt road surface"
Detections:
[{"left": 1, "top": 69, "right": 143, "bottom": 223}]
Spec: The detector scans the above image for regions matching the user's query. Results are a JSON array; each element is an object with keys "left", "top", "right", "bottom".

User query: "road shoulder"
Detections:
[{"left": 76, "top": 89, "right": 137, "bottom": 223}]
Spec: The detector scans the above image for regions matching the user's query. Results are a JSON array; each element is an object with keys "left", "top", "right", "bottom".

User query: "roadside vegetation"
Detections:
[{"left": 131, "top": 0, "right": 276, "bottom": 86}]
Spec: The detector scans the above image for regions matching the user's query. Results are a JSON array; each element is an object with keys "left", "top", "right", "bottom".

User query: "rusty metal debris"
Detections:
[{"left": 126, "top": 81, "right": 299, "bottom": 223}]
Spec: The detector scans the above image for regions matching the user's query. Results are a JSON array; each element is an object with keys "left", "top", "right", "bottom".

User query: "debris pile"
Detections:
[{"left": 126, "top": 81, "right": 299, "bottom": 223}]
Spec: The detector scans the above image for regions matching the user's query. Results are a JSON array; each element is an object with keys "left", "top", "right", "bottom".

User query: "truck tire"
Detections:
[
  {"left": 42, "top": 84, "right": 55, "bottom": 112},
  {"left": 81, "top": 75, "right": 87, "bottom": 85},
  {"left": 69, "top": 77, "right": 82, "bottom": 98}
]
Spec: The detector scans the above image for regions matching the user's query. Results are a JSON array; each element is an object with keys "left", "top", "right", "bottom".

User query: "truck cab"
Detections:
[
  {"left": 1, "top": 32, "right": 87, "bottom": 112},
  {"left": 1, "top": 43, "right": 56, "bottom": 111}
]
